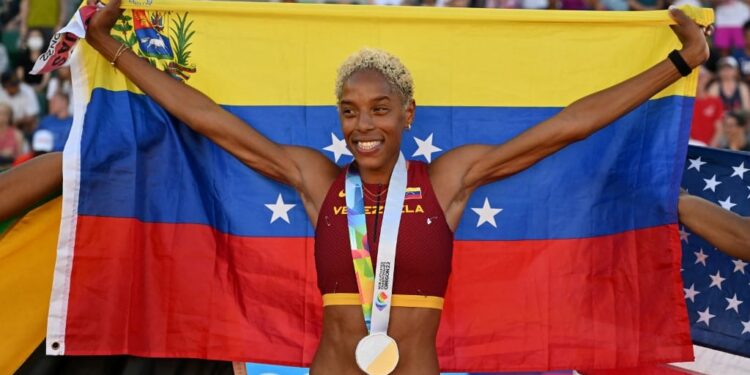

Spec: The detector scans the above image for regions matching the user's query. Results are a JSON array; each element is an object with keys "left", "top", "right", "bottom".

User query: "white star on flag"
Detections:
[
  {"left": 412, "top": 133, "right": 442, "bottom": 163},
  {"left": 323, "top": 133, "right": 352, "bottom": 162},
  {"left": 265, "top": 194, "right": 296, "bottom": 224},
  {"left": 747, "top": 186, "right": 750, "bottom": 199},
  {"left": 679, "top": 226, "right": 690, "bottom": 243},
  {"left": 471, "top": 197, "right": 503, "bottom": 228},
  {"left": 731, "top": 162, "right": 750, "bottom": 179},
  {"left": 688, "top": 156, "right": 707, "bottom": 172},
  {"left": 697, "top": 308, "right": 716, "bottom": 326},
  {"left": 718, "top": 196, "right": 736, "bottom": 211},
  {"left": 684, "top": 284, "right": 700, "bottom": 303},
  {"left": 725, "top": 294, "right": 743, "bottom": 313},
  {"left": 742, "top": 320, "right": 750, "bottom": 335},
  {"left": 703, "top": 175, "right": 722, "bottom": 192},
  {"left": 694, "top": 248, "right": 708, "bottom": 266},
  {"left": 733, "top": 259, "right": 748, "bottom": 274},
  {"left": 709, "top": 271, "right": 726, "bottom": 290}
]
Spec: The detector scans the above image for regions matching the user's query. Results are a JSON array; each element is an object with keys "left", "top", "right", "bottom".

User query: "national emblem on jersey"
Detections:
[{"left": 404, "top": 187, "right": 422, "bottom": 200}]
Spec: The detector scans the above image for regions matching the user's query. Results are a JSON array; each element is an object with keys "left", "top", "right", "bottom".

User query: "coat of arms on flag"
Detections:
[{"left": 112, "top": 10, "right": 196, "bottom": 81}]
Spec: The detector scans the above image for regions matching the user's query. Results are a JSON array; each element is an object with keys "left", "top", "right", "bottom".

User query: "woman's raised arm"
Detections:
[
  {"left": 85, "top": 0, "right": 339, "bottom": 206},
  {"left": 430, "top": 8, "right": 709, "bottom": 226}
]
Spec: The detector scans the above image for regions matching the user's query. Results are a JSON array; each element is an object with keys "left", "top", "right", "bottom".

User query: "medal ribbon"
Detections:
[{"left": 345, "top": 153, "right": 407, "bottom": 333}]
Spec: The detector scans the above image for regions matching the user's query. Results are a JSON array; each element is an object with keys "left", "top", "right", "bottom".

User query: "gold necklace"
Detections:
[{"left": 363, "top": 184, "right": 388, "bottom": 198}]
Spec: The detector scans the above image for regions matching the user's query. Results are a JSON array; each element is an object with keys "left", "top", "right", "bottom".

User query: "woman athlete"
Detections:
[{"left": 85, "top": 1, "right": 709, "bottom": 374}]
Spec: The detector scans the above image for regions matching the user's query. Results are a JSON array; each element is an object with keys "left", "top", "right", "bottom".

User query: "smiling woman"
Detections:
[{"left": 82, "top": 0, "right": 710, "bottom": 373}]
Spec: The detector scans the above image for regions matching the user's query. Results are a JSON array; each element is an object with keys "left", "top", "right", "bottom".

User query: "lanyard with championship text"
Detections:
[{"left": 345, "top": 153, "right": 407, "bottom": 375}]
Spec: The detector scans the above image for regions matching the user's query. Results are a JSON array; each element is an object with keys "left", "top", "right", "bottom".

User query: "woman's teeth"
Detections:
[{"left": 357, "top": 141, "right": 382, "bottom": 151}]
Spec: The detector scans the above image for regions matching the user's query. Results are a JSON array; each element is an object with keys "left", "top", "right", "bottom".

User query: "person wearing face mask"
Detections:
[{"left": 16, "top": 29, "right": 50, "bottom": 93}]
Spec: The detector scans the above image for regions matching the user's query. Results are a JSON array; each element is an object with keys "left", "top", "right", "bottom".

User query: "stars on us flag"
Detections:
[
  {"left": 709, "top": 271, "right": 726, "bottom": 290},
  {"left": 734, "top": 259, "right": 748, "bottom": 274},
  {"left": 718, "top": 196, "right": 737, "bottom": 211},
  {"left": 681, "top": 147, "right": 750, "bottom": 351},
  {"left": 688, "top": 156, "right": 707, "bottom": 172},
  {"left": 703, "top": 174, "right": 722, "bottom": 192},
  {"left": 697, "top": 308, "right": 716, "bottom": 326},
  {"left": 684, "top": 283, "right": 700, "bottom": 302},
  {"left": 694, "top": 249, "right": 708, "bottom": 266},
  {"left": 679, "top": 226, "right": 691, "bottom": 242},
  {"left": 732, "top": 162, "right": 749, "bottom": 179},
  {"left": 726, "top": 294, "right": 743, "bottom": 313}
]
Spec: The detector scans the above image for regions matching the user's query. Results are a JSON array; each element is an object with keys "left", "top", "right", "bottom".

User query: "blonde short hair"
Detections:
[{"left": 335, "top": 48, "right": 414, "bottom": 107}]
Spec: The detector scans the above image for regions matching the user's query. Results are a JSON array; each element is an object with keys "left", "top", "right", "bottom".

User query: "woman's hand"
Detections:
[
  {"left": 86, "top": 0, "right": 123, "bottom": 52},
  {"left": 669, "top": 7, "right": 710, "bottom": 69}
]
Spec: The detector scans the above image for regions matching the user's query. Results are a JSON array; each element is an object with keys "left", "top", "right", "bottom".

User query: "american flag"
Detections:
[{"left": 678, "top": 145, "right": 750, "bottom": 373}]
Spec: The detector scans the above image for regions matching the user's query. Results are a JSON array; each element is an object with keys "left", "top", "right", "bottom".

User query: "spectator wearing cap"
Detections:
[
  {"left": 714, "top": 111, "right": 750, "bottom": 152},
  {"left": 0, "top": 71, "right": 39, "bottom": 135},
  {"left": 36, "top": 91, "right": 71, "bottom": 151},
  {"left": 12, "top": 127, "right": 53, "bottom": 166},
  {"left": 707, "top": 56, "right": 750, "bottom": 113},
  {"left": 0, "top": 102, "right": 26, "bottom": 169}
]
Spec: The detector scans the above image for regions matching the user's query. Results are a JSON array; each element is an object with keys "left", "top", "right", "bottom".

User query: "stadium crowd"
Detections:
[{"left": 0, "top": 0, "right": 749, "bottom": 171}]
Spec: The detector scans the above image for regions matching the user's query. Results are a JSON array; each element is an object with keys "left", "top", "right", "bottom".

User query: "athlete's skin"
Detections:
[
  {"left": 81, "top": 1, "right": 710, "bottom": 373},
  {"left": 678, "top": 190, "right": 750, "bottom": 262}
]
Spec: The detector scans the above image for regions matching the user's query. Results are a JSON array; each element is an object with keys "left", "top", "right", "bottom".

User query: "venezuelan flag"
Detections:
[{"left": 47, "top": 1, "right": 712, "bottom": 372}]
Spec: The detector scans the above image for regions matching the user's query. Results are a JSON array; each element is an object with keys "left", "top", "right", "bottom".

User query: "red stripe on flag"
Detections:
[{"left": 63, "top": 217, "right": 691, "bottom": 371}]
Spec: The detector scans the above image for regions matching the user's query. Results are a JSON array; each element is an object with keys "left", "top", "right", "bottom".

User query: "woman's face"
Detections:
[
  {"left": 723, "top": 116, "right": 746, "bottom": 139},
  {"left": 338, "top": 69, "right": 415, "bottom": 173},
  {"left": 719, "top": 64, "right": 738, "bottom": 81}
]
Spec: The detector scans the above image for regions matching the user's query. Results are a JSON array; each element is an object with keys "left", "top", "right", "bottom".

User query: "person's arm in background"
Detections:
[
  {"left": 18, "top": 0, "right": 28, "bottom": 46},
  {"left": 679, "top": 190, "right": 750, "bottom": 261},
  {"left": 0, "top": 152, "right": 62, "bottom": 222},
  {"left": 55, "top": 0, "right": 70, "bottom": 32}
]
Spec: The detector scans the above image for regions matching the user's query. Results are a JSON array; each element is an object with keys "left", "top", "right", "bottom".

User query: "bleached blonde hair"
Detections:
[{"left": 335, "top": 48, "right": 414, "bottom": 107}]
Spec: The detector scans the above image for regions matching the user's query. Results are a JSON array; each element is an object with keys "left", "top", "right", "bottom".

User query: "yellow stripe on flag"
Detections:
[
  {"left": 79, "top": 2, "right": 711, "bottom": 107},
  {"left": 0, "top": 198, "right": 60, "bottom": 374}
]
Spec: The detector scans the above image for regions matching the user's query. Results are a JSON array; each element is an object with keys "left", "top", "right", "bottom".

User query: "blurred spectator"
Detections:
[
  {"left": 549, "top": 0, "right": 591, "bottom": 9},
  {"left": 627, "top": 0, "right": 664, "bottom": 10},
  {"left": 691, "top": 67, "right": 724, "bottom": 145},
  {"left": 596, "top": 0, "right": 628, "bottom": 11},
  {"left": 714, "top": 111, "right": 750, "bottom": 151},
  {"left": 0, "top": 42, "right": 8, "bottom": 74},
  {"left": 0, "top": 71, "right": 39, "bottom": 134},
  {"left": 0, "top": 0, "right": 21, "bottom": 32},
  {"left": 16, "top": 28, "right": 50, "bottom": 92},
  {"left": 19, "top": 0, "right": 68, "bottom": 44},
  {"left": 36, "top": 92, "right": 71, "bottom": 151},
  {"left": 0, "top": 102, "right": 26, "bottom": 169},
  {"left": 669, "top": 0, "right": 701, "bottom": 7},
  {"left": 732, "top": 20, "right": 750, "bottom": 81},
  {"left": 12, "top": 127, "right": 52, "bottom": 165},
  {"left": 707, "top": 56, "right": 750, "bottom": 112},
  {"left": 713, "top": 0, "right": 750, "bottom": 55},
  {"left": 46, "top": 65, "right": 72, "bottom": 112},
  {"left": 520, "top": 0, "right": 550, "bottom": 8}
]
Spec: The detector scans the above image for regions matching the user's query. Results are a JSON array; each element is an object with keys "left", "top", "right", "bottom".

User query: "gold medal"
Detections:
[{"left": 355, "top": 333, "right": 399, "bottom": 375}]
